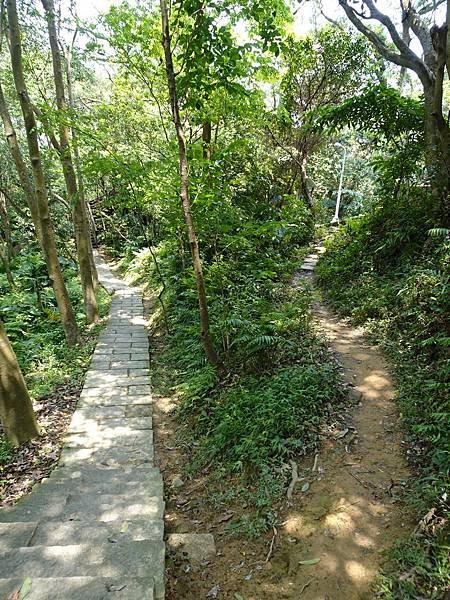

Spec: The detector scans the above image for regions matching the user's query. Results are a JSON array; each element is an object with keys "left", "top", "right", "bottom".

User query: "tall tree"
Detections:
[
  {"left": 64, "top": 32, "right": 99, "bottom": 292},
  {"left": 0, "top": 320, "right": 39, "bottom": 445},
  {"left": 0, "top": 190, "right": 14, "bottom": 288},
  {"left": 4, "top": 0, "right": 80, "bottom": 345},
  {"left": 338, "top": 0, "right": 450, "bottom": 224},
  {"left": 41, "top": 0, "right": 98, "bottom": 323},
  {"left": 273, "top": 26, "right": 380, "bottom": 209},
  {"left": 159, "top": 0, "right": 222, "bottom": 369}
]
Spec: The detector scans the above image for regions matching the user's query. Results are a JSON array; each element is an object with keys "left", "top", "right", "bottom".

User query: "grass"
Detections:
[
  {"left": 0, "top": 439, "right": 13, "bottom": 466},
  {"left": 125, "top": 237, "right": 345, "bottom": 530}
]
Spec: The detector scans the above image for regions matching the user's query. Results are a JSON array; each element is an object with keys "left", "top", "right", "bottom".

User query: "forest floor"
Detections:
[{"left": 151, "top": 252, "right": 414, "bottom": 599}]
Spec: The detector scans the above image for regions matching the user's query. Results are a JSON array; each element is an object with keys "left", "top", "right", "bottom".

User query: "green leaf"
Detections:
[
  {"left": 20, "top": 578, "right": 32, "bottom": 599},
  {"left": 299, "top": 558, "right": 321, "bottom": 565}
]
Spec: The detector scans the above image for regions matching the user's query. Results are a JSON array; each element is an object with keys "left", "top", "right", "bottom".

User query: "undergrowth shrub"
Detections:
[
  {"left": 0, "top": 248, "right": 110, "bottom": 398},
  {"left": 123, "top": 198, "right": 344, "bottom": 512}
]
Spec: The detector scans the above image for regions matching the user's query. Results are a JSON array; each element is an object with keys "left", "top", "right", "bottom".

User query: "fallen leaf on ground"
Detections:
[
  {"left": 206, "top": 584, "right": 220, "bottom": 598},
  {"left": 335, "top": 428, "right": 349, "bottom": 438},
  {"left": 218, "top": 512, "right": 234, "bottom": 523},
  {"left": 299, "top": 558, "right": 321, "bottom": 565}
]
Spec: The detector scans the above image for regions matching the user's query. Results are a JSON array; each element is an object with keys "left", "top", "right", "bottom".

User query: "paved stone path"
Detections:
[{"left": 0, "top": 253, "right": 165, "bottom": 599}]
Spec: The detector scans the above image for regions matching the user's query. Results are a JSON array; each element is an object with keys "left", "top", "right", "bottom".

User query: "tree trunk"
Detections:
[
  {"left": 41, "top": 0, "right": 98, "bottom": 322},
  {"left": 6, "top": 0, "right": 80, "bottom": 346},
  {"left": 160, "top": 0, "right": 222, "bottom": 370},
  {"left": 0, "top": 192, "right": 14, "bottom": 288},
  {"left": 0, "top": 82, "right": 42, "bottom": 243},
  {"left": 298, "top": 155, "right": 313, "bottom": 210},
  {"left": 202, "top": 120, "right": 212, "bottom": 160},
  {"left": 0, "top": 191, "right": 13, "bottom": 258},
  {"left": 65, "top": 32, "right": 99, "bottom": 292},
  {"left": 0, "top": 321, "right": 39, "bottom": 446},
  {"left": 0, "top": 244, "right": 14, "bottom": 288},
  {"left": 423, "top": 82, "right": 450, "bottom": 224}
]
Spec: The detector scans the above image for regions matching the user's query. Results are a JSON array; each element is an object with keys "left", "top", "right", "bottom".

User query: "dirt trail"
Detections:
[{"left": 277, "top": 251, "right": 412, "bottom": 599}]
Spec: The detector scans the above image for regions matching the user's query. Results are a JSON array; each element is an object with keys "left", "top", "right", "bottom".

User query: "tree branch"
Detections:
[{"left": 339, "top": 0, "right": 433, "bottom": 85}]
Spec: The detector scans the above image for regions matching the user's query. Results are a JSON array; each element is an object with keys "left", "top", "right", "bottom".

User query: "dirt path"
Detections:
[
  {"left": 150, "top": 249, "right": 413, "bottom": 599},
  {"left": 278, "top": 250, "right": 412, "bottom": 599}
]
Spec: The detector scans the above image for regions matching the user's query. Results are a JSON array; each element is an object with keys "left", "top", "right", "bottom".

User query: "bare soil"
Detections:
[
  {"left": 147, "top": 275, "right": 413, "bottom": 599},
  {"left": 0, "top": 379, "right": 81, "bottom": 506}
]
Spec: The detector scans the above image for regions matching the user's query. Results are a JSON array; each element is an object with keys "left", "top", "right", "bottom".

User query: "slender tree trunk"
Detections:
[
  {"left": 0, "top": 191, "right": 13, "bottom": 257},
  {"left": 0, "top": 321, "right": 39, "bottom": 445},
  {"left": 202, "top": 120, "right": 212, "bottom": 160},
  {"left": 299, "top": 155, "right": 313, "bottom": 210},
  {"left": 0, "top": 244, "right": 14, "bottom": 288},
  {"left": 6, "top": 0, "right": 80, "bottom": 346},
  {"left": 0, "top": 192, "right": 14, "bottom": 287},
  {"left": 65, "top": 36, "right": 99, "bottom": 292},
  {"left": 160, "top": 0, "right": 222, "bottom": 369},
  {"left": 0, "top": 82, "right": 42, "bottom": 242},
  {"left": 423, "top": 82, "right": 450, "bottom": 224},
  {"left": 41, "top": 0, "right": 98, "bottom": 322}
]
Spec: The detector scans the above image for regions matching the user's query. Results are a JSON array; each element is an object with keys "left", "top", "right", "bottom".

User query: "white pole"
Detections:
[{"left": 331, "top": 147, "right": 347, "bottom": 224}]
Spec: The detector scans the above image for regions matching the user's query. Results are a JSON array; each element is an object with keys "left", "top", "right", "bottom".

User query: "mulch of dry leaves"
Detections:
[{"left": 0, "top": 378, "right": 82, "bottom": 507}]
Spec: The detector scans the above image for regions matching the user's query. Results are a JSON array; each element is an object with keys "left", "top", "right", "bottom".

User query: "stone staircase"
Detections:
[
  {"left": 299, "top": 244, "right": 326, "bottom": 271},
  {"left": 0, "top": 254, "right": 165, "bottom": 599}
]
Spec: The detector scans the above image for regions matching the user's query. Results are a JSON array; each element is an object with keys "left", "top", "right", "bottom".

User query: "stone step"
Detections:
[
  {"left": 0, "top": 542, "right": 165, "bottom": 597},
  {"left": 31, "top": 477, "right": 164, "bottom": 500},
  {"left": 80, "top": 385, "right": 151, "bottom": 399},
  {"left": 25, "top": 475, "right": 163, "bottom": 500},
  {"left": 68, "top": 404, "right": 153, "bottom": 421},
  {"left": 48, "top": 465, "right": 161, "bottom": 483},
  {"left": 68, "top": 415, "right": 153, "bottom": 434},
  {"left": 0, "top": 493, "right": 164, "bottom": 523},
  {"left": 58, "top": 444, "right": 154, "bottom": 468},
  {"left": 64, "top": 428, "right": 153, "bottom": 449},
  {"left": 83, "top": 375, "right": 150, "bottom": 389},
  {"left": 77, "top": 393, "right": 153, "bottom": 408},
  {"left": 0, "top": 522, "right": 37, "bottom": 551},
  {"left": 0, "top": 518, "right": 163, "bottom": 550},
  {"left": 30, "top": 518, "right": 163, "bottom": 546},
  {"left": 0, "top": 576, "right": 155, "bottom": 599}
]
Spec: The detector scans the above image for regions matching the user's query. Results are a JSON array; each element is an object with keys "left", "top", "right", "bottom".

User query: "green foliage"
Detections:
[
  {"left": 128, "top": 206, "right": 343, "bottom": 493},
  {"left": 0, "top": 247, "right": 110, "bottom": 399},
  {"left": 311, "top": 84, "right": 424, "bottom": 144},
  {"left": 280, "top": 27, "right": 381, "bottom": 126},
  {"left": 0, "top": 438, "right": 13, "bottom": 466},
  {"left": 183, "top": 359, "right": 340, "bottom": 473}
]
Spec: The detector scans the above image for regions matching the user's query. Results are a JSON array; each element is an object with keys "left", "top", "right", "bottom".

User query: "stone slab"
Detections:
[
  {"left": 49, "top": 465, "right": 161, "bottom": 483},
  {"left": 68, "top": 405, "right": 152, "bottom": 420},
  {"left": 33, "top": 478, "right": 163, "bottom": 500},
  {"left": 0, "top": 541, "right": 165, "bottom": 588},
  {"left": 0, "top": 522, "right": 37, "bottom": 551},
  {"left": 0, "top": 577, "right": 155, "bottom": 600},
  {"left": 1, "top": 494, "right": 163, "bottom": 524},
  {"left": 166, "top": 533, "right": 216, "bottom": 563},
  {"left": 77, "top": 394, "right": 152, "bottom": 408},
  {"left": 59, "top": 445, "right": 154, "bottom": 468},
  {"left": 30, "top": 518, "right": 164, "bottom": 546},
  {"left": 64, "top": 430, "right": 153, "bottom": 449}
]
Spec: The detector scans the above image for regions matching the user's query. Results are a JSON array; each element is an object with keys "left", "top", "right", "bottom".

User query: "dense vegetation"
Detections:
[{"left": 0, "top": 0, "right": 449, "bottom": 597}]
